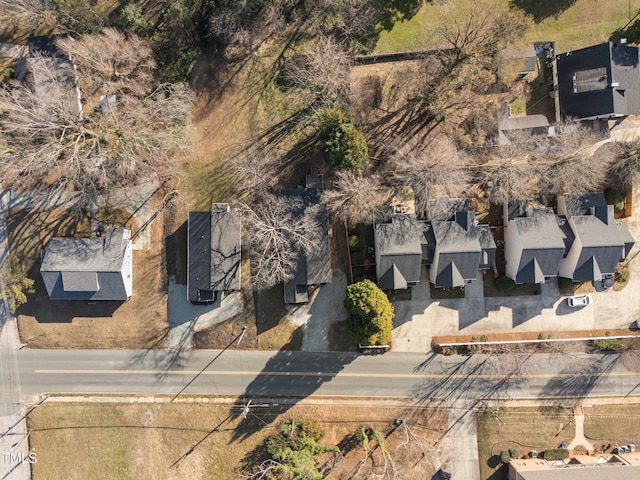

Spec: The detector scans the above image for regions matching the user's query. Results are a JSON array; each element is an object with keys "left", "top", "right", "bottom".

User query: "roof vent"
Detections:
[
  {"left": 621, "top": 38, "right": 628, "bottom": 44},
  {"left": 611, "top": 82, "right": 620, "bottom": 87}
]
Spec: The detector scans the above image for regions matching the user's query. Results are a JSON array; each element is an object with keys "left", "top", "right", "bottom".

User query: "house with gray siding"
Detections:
[{"left": 40, "top": 228, "right": 132, "bottom": 301}]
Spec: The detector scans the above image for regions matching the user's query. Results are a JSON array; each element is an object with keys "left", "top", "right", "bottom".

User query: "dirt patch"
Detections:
[
  {"left": 327, "top": 319, "right": 358, "bottom": 352},
  {"left": 27, "top": 401, "right": 447, "bottom": 480},
  {"left": 13, "top": 193, "right": 169, "bottom": 349}
]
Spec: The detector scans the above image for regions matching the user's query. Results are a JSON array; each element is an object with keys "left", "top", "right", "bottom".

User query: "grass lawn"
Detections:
[
  {"left": 12, "top": 197, "right": 168, "bottom": 349},
  {"left": 483, "top": 275, "right": 540, "bottom": 297},
  {"left": 476, "top": 406, "right": 574, "bottom": 480},
  {"left": 374, "top": 0, "right": 634, "bottom": 54},
  {"left": 583, "top": 404, "right": 640, "bottom": 450},
  {"left": 255, "top": 283, "right": 302, "bottom": 350},
  {"left": 430, "top": 284, "right": 465, "bottom": 299},
  {"left": 28, "top": 401, "right": 447, "bottom": 480}
]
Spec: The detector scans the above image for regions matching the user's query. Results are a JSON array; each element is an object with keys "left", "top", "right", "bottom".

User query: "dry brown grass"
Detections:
[
  {"left": 27, "top": 401, "right": 447, "bottom": 480},
  {"left": 476, "top": 406, "right": 574, "bottom": 479},
  {"left": 583, "top": 404, "right": 640, "bottom": 449},
  {"left": 12, "top": 197, "right": 168, "bottom": 349}
]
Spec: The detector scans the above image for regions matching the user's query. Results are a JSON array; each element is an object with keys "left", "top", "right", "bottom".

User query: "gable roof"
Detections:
[
  {"left": 505, "top": 203, "right": 566, "bottom": 283},
  {"left": 556, "top": 41, "right": 640, "bottom": 119},
  {"left": 430, "top": 210, "right": 496, "bottom": 287},
  {"left": 375, "top": 215, "right": 424, "bottom": 290},
  {"left": 40, "top": 228, "right": 132, "bottom": 300},
  {"left": 187, "top": 204, "right": 241, "bottom": 302},
  {"left": 279, "top": 187, "right": 332, "bottom": 304},
  {"left": 558, "top": 193, "right": 635, "bottom": 281}
]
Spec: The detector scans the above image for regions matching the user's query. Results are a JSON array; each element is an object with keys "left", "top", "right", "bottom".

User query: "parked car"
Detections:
[{"left": 567, "top": 294, "right": 593, "bottom": 307}]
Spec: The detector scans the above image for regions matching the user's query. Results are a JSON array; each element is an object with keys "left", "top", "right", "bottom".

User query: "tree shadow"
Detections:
[
  {"left": 510, "top": 0, "right": 578, "bottom": 22},
  {"left": 229, "top": 349, "right": 358, "bottom": 443},
  {"left": 538, "top": 353, "right": 620, "bottom": 399}
]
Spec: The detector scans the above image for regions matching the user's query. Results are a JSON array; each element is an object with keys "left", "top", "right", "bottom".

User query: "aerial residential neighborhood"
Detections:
[{"left": 3, "top": 1, "right": 640, "bottom": 480}]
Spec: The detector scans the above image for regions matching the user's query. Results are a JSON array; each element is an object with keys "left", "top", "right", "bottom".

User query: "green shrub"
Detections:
[
  {"left": 543, "top": 448, "right": 569, "bottom": 460},
  {"left": 593, "top": 338, "right": 622, "bottom": 351},
  {"left": 495, "top": 275, "right": 515, "bottom": 292},
  {"left": 120, "top": 4, "right": 147, "bottom": 32},
  {"left": 345, "top": 279, "right": 394, "bottom": 347},
  {"left": 348, "top": 235, "right": 359, "bottom": 248},
  {"left": 558, "top": 277, "right": 573, "bottom": 291},
  {"left": 321, "top": 106, "right": 369, "bottom": 170},
  {"left": 538, "top": 332, "right": 549, "bottom": 340},
  {"left": 500, "top": 450, "right": 511, "bottom": 464},
  {"left": 509, "top": 99, "right": 525, "bottom": 115},
  {"left": 480, "top": 335, "right": 489, "bottom": 342},
  {"left": 615, "top": 266, "right": 630, "bottom": 283},
  {"left": 605, "top": 187, "right": 624, "bottom": 211},
  {"left": 509, "top": 448, "right": 519, "bottom": 459},
  {"left": 2, "top": 67, "right": 15, "bottom": 81}
]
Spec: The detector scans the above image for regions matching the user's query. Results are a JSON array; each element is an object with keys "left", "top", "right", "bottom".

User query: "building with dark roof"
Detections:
[
  {"left": 556, "top": 41, "right": 640, "bottom": 119},
  {"left": 428, "top": 209, "right": 496, "bottom": 288},
  {"left": 374, "top": 215, "right": 424, "bottom": 290},
  {"left": 373, "top": 198, "right": 495, "bottom": 290},
  {"left": 187, "top": 203, "right": 241, "bottom": 303},
  {"left": 14, "top": 34, "right": 82, "bottom": 117},
  {"left": 503, "top": 201, "right": 566, "bottom": 284},
  {"left": 40, "top": 228, "right": 132, "bottom": 301},
  {"left": 557, "top": 193, "right": 635, "bottom": 283},
  {"left": 279, "top": 187, "right": 331, "bottom": 304}
]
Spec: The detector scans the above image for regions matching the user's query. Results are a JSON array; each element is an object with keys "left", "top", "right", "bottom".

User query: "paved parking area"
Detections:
[{"left": 392, "top": 181, "right": 640, "bottom": 353}]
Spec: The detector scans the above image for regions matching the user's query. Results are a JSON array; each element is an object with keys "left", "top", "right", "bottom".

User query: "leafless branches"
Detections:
[
  {"left": 231, "top": 150, "right": 283, "bottom": 200},
  {"left": 242, "top": 196, "right": 324, "bottom": 290},
  {"left": 323, "top": 171, "right": 392, "bottom": 226},
  {"left": 282, "top": 35, "right": 353, "bottom": 105},
  {"left": 0, "top": 29, "right": 192, "bottom": 201},
  {"left": 0, "top": 0, "right": 55, "bottom": 36},
  {"left": 609, "top": 140, "right": 640, "bottom": 193},
  {"left": 388, "top": 136, "right": 469, "bottom": 217}
]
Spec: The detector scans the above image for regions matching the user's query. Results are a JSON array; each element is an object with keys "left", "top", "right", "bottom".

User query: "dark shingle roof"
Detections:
[
  {"left": 280, "top": 188, "right": 331, "bottom": 303},
  {"left": 40, "top": 228, "right": 131, "bottom": 300},
  {"left": 557, "top": 42, "right": 640, "bottom": 119},
  {"left": 375, "top": 215, "right": 423, "bottom": 290},
  {"left": 188, "top": 205, "right": 241, "bottom": 302},
  {"left": 508, "top": 207, "right": 566, "bottom": 283},
  {"left": 559, "top": 193, "right": 635, "bottom": 281}
]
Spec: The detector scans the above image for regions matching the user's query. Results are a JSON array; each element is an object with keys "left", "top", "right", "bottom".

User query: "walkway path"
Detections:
[
  {"left": 566, "top": 405, "right": 594, "bottom": 452},
  {"left": 0, "top": 191, "right": 30, "bottom": 479},
  {"left": 444, "top": 402, "right": 480, "bottom": 480}
]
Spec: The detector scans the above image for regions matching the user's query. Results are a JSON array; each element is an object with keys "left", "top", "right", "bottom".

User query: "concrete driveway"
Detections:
[{"left": 392, "top": 179, "right": 640, "bottom": 353}]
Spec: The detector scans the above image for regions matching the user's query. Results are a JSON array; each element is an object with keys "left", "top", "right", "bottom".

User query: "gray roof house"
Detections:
[
  {"left": 279, "top": 187, "right": 332, "bottom": 304},
  {"left": 428, "top": 209, "right": 496, "bottom": 288},
  {"left": 187, "top": 203, "right": 241, "bottom": 303},
  {"left": 40, "top": 228, "right": 132, "bottom": 301},
  {"left": 556, "top": 41, "right": 640, "bottom": 119},
  {"left": 503, "top": 201, "right": 566, "bottom": 284},
  {"left": 557, "top": 193, "right": 635, "bottom": 282},
  {"left": 373, "top": 198, "right": 496, "bottom": 290},
  {"left": 374, "top": 215, "right": 425, "bottom": 290},
  {"left": 14, "top": 34, "right": 82, "bottom": 117}
]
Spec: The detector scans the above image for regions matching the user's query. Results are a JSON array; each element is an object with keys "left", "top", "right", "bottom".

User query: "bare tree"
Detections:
[
  {"left": 431, "top": 0, "right": 531, "bottom": 70},
  {"left": 242, "top": 195, "right": 324, "bottom": 290},
  {"left": 231, "top": 149, "right": 283, "bottom": 200},
  {"left": 480, "top": 157, "right": 537, "bottom": 204},
  {"left": 323, "top": 171, "right": 392, "bottom": 225},
  {"left": 609, "top": 140, "right": 640, "bottom": 193},
  {"left": 0, "top": 29, "right": 192, "bottom": 202},
  {"left": 282, "top": 35, "right": 353, "bottom": 106},
  {"left": 388, "top": 135, "right": 469, "bottom": 217},
  {"left": 0, "top": 0, "right": 56, "bottom": 36}
]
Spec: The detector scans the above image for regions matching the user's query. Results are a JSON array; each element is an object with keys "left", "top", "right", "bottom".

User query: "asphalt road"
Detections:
[{"left": 15, "top": 349, "right": 640, "bottom": 403}]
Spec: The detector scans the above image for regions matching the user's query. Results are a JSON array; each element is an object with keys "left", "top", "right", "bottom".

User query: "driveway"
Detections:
[
  {"left": 289, "top": 269, "right": 348, "bottom": 351},
  {"left": 392, "top": 178, "right": 640, "bottom": 353}
]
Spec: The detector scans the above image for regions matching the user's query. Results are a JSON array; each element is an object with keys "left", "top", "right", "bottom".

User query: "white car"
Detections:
[{"left": 567, "top": 294, "right": 593, "bottom": 307}]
